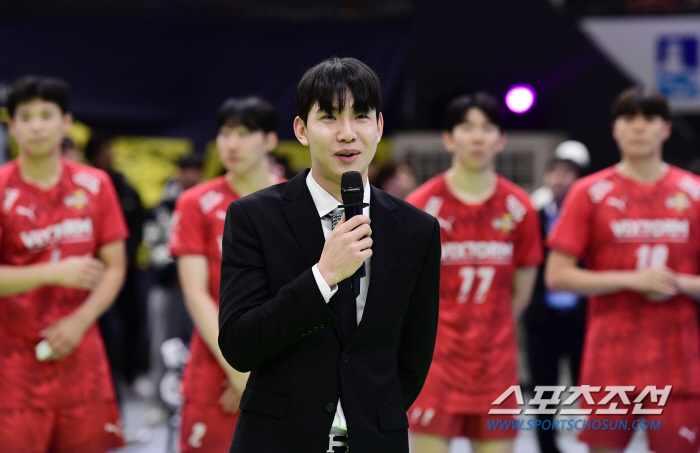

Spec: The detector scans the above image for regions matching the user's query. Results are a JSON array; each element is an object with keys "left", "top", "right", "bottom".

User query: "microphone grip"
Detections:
[{"left": 343, "top": 204, "right": 366, "bottom": 278}]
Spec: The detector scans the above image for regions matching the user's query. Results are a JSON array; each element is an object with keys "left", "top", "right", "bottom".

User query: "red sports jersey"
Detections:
[
  {"left": 548, "top": 165, "right": 700, "bottom": 395},
  {"left": 406, "top": 173, "right": 542, "bottom": 413},
  {"left": 0, "top": 158, "right": 128, "bottom": 408},
  {"left": 169, "top": 176, "right": 241, "bottom": 404}
]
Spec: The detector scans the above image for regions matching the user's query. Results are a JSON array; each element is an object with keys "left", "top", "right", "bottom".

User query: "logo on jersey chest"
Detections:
[
  {"left": 492, "top": 213, "right": 515, "bottom": 233},
  {"left": 442, "top": 240, "right": 513, "bottom": 264},
  {"left": 19, "top": 218, "right": 94, "bottom": 250},
  {"left": 606, "top": 196, "right": 627, "bottom": 212},
  {"left": 666, "top": 192, "right": 690, "bottom": 212},
  {"left": 64, "top": 189, "right": 89, "bottom": 209},
  {"left": 609, "top": 218, "right": 689, "bottom": 242},
  {"left": 15, "top": 204, "right": 37, "bottom": 221}
]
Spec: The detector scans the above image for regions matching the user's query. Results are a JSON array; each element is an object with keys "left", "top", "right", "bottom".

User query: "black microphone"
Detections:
[{"left": 340, "top": 171, "right": 367, "bottom": 279}]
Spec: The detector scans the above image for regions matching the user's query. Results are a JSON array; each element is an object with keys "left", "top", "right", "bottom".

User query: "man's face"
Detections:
[
  {"left": 294, "top": 95, "right": 383, "bottom": 190},
  {"left": 443, "top": 108, "right": 505, "bottom": 172},
  {"left": 612, "top": 113, "right": 671, "bottom": 160},
  {"left": 544, "top": 162, "right": 579, "bottom": 203},
  {"left": 9, "top": 98, "right": 71, "bottom": 159},
  {"left": 178, "top": 166, "right": 202, "bottom": 190},
  {"left": 216, "top": 123, "right": 277, "bottom": 177}
]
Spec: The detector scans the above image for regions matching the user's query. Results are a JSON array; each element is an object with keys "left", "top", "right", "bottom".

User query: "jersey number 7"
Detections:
[{"left": 457, "top": 266, "right": 495, "bottom": 304}]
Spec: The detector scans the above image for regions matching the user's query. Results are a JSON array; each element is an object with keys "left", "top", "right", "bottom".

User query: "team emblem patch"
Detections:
[
  {"left": 492, "top": 213, "right": 515, "bottom": 233},
  {"left": 666, "top": 192, "right": 690, "bottom": 212},
  {"left": 64, "top": 189, "right": 89, "bottom": 209}
]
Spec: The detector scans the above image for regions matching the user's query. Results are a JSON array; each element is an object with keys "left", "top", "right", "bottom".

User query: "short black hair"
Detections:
[
  {"left": 84, "top": 132, "right": 112, "bottom": 165},
  {"left": 177, "top": 153, "right": 204, "bottom": 169},
  {"left": 611, "top": 86, "right": 669, "bottom": 120},
  {"left": 444, "top": 92, "right": 505, "bottom": 132},
  {"left": 216, "top": 96, "right": 278, "bottom": 133},
  {"left": 7, "top": 75, "right": 71, "bottom": 117},
  {"left": 296, "top": 57, "right": 381, "bottom": 124}
]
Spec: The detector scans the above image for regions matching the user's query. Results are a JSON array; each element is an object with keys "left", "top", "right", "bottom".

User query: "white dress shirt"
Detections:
[{"left": 306, "top": 171, "right": 371, "bottom": 434}]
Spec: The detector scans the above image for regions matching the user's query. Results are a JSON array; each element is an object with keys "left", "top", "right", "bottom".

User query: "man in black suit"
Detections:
[{"left": 218, "top": 57, "right": 441, "bottom": 453}]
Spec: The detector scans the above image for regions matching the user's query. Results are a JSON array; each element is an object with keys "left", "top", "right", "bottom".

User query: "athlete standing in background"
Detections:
[
  {"left": 168, "top": 96, "right": 282, "bottom": 453},
  {"left": 407, "top": 92, "right": 542, "bottom": 453},
  {"left": 0, "top": 76, "right": 128, "bottom": 452},
  {"left": 546, "top": 87, "right": 700, "bottom": 453}
]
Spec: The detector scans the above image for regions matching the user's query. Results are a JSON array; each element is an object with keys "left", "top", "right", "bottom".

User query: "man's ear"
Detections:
[
  {"left": 62, "top": 112, "right": 73, "bottom": 135},
  {"left": 376, "top": 112, "right": 384, "bottom": 142},
  {"left": 442, "top": 130, "right": 455, "bottom": 153},
  {"left": 293, "top": 116, "right": 309, "bottom": 146},
  {"left": 495, "top": 132, "right": 507, "bottom": 155},
  {"left": 265, "top": 131, "right": 279, "bottom": 153}
]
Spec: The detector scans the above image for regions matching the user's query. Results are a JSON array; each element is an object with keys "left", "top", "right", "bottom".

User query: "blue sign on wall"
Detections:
[{"left": 657, "top": 35, "right": 699, "bottom": 100}]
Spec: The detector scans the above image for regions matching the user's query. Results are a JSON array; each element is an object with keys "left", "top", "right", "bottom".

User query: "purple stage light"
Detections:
[{"left": 505, "top": 85, "right": 535, "bottom": 114}]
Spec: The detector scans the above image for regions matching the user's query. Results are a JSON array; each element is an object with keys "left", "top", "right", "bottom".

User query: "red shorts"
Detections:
[
  {"left": 179, "top": 401, "right": 239, "bottom": 453},
  {"left": 0, "top": 400, "right": 124, "bottom": 453},
  {"left": 579, "top": 395, "right": 700, "bottom": 453},
  {"left": 408, "top": 405, "right": 517, "bottom": 441}
]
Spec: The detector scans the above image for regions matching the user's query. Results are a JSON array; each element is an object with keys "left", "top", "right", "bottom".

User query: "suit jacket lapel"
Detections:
[
  {"left": 351, "top": 186, "right": 400, "bottom": 343},
  {"left": 281, "top": 170, "right": 344, "bottom": 342},
  {"left": 281, "top": 170, "right": 325, "bottom": 268}
]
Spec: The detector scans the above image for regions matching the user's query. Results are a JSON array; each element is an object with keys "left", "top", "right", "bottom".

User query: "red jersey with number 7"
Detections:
[
  {"left": 0, "top": 158, "right": 128, "bottom": 408},
  {"left": 406, "top": 173, "right": 543, "bottom": 413},
  {"left": 547, "top": 165, "right": 700, "bottom": 395}
]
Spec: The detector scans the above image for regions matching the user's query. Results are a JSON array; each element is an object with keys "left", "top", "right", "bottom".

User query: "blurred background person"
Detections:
[
  {"left": 168, "top": 96, "right": 281, "bottom": 453},
  {"left": 142, "top": 153, "right": 203, "bottom": 407},
  {"left": 524, "top": 155, "right": 586, "bottom": 453},
  {"left": 85, "top": 133, "right": 149, "bottom": 399},
  {"left": 372, "top": 159, "right": 417, "bottom": 199},
  {"left": 60, "top": 135, "right": 83, "bottom": 162},
  {"left": 546, "top": 86, "right": 700, "bottom": 453},
  {"left": 406, "top": 92, "right": 542, "bottom": 453},
  {"left": 0, "top": 75, "right": 127, "bottom": 452},
  {"left": 530, "top": 140, "right": 590, "bottom": 210}
]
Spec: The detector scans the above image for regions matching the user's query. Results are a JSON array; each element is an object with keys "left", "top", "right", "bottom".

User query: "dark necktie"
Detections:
[
  {"left": 327, "top": 209, "right": 357, "bottom": 341},
  {"left": 329, "top": 209, "right": 362, "bottom": 298}
]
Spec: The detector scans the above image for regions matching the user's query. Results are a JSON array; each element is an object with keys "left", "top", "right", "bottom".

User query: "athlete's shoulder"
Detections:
[
  {"left": 667, "top": 165, "right": 700, "bottom": 201},
  {"left": 495, "top": 175, "right": 535, "bottom": 207},
  {"left": 565, "top": 166, "right": 618, "bottom": 203},
  {"left": 180, "top": 176, "right": 227, "bottom": 200},
  {"left": 177, "top": 176, "right": 232, "bottom": 215},
  {"left": 235, "top": 176, "right": 288, "bottom": 209},
  {"left": 405, "top": 172, "right": 446, "bottom": 205},
  {"left": 0, "top": 159, "right": 19, "bottom": 180},
  {"left": 63, "top": 159, "right": 112, "bottom": 195}
]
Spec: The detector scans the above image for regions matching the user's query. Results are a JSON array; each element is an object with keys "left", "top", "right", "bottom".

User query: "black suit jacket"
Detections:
[{"left": 218, "top": 169, "right": 441, "bottom": 453}]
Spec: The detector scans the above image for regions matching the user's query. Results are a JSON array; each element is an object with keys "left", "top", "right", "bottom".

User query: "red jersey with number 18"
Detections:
[
  {"left": 0, "top": 158, "right": 128, "bottom": 408},
  {"left": 406, "top": 173, "right": 542, "bottom": 413},
  {"left": 548, "top": 165, "right": 700, "bottom": 395}
]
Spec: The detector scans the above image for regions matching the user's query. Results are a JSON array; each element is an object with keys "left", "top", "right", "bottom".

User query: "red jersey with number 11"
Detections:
[
  {"left": 406, "top": 173, "right": 542, "bottom": 413},
  {"left": 548, "top": 165, "right": 700, "bottom": 395}
]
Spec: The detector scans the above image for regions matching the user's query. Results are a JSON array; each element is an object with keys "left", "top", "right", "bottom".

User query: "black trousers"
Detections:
[{"left": 524, "top": 306, "right": 585, "bottom": 453}]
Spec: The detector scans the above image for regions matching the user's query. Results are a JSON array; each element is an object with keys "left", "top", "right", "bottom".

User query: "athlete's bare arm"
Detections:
[
  {"left": 674, "top": 274, "right": 700, "bottom": 301},
  {"left": 0, "top": 256, "right": 105, "bottom": 296},
  {"left": 511, "top": 266, "right": 538, "bottom": 319},
  {"left": 178, "top": 254, "right": 249, "bottom": 413},
  {"left": 42, "top": 240, "right": 127, "bottom": 361},
  {"left": 545, "top": 250, "right": 677, "bottom": 301}
]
